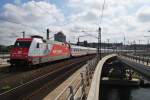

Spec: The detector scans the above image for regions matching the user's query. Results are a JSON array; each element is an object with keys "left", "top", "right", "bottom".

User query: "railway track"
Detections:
[
  {"left": 0, "top": 54, "right": 96, "bottom": 81},
  {"left": 0, "top": 66, "right": 34, "bottom": 80},
  {"left": 0, "top": 55, "right": 95, "bottom": 100},
  {"left": 0, "top": 58, "right": 69, "bottom": 80}
]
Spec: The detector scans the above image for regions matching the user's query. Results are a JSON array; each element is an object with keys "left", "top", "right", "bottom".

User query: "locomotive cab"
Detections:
[
  {"left": 10, "top": 38, "right": 32, "bottom": 66},
  {"left": 10, "top": 36, "right": 49, "bottom": 66}
]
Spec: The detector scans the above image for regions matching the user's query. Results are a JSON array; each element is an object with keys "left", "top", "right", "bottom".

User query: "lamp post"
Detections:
[
  {"left": 97, "top": 27, "right": 101, "bottom": 60},
  {"left": 133, "top": 40, "right": 136, "bottom": 55},
  {"left": 144, "top": 35, "right": 150, "bottom": 56},
  {"left": 107, "top": 39, "right": 109, "bottom": 54},
  {"left": 115, "top": 41, "right": 117, "bottom": 53}
]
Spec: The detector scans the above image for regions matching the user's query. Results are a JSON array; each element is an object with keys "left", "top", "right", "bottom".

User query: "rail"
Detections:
[
  {"left": 54, "top": 57, "right": 98, "bottom": 100},
  {"left": 87, "top": 54, "right": 117, "bottom": 100},
  {"left": 122, "top": 54, "right": 150, "bottom": 66}
]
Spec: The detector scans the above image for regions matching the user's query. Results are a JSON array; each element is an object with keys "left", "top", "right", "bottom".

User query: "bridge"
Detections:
[
  {"left": 42, "top": 53, "right": 150, "bottom": 100},
  {"left": 0, "top": 52, "right": 150, "bottom": 100},
  {"left": 87, "top": 54, "right": 150, "bottom": 100}
]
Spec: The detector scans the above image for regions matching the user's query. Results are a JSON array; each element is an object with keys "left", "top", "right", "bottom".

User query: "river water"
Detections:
[{"left": 100, "top": 86, "right": 150, "bottom": 100}]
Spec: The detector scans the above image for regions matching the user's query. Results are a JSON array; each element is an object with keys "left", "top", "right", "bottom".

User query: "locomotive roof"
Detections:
[
  {"left": 31, "top": 35, "right": 43, "bottom": 39},
  {"left": 17, "top": 38, "right": 33, "bottom": 41}
]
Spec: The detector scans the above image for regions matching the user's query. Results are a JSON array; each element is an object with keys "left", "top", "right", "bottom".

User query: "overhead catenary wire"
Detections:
[{"left": 70, "top": 30, "right": 99, "bottom": 42}]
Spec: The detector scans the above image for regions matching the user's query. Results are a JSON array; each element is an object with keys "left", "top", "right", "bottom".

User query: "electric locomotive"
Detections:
[{"left": 10, "top": 35, "right": 97, "bottom": 66}]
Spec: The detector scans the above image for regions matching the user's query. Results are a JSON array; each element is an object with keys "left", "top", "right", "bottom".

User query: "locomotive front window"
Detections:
[{"left": 14, "top": 41, "right": 31, "bottom": 48}]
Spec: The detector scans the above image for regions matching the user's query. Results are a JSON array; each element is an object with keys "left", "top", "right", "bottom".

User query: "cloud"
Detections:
[
  {"left": 1, "top": 1, "right": 64, "bottom": 25},
  {"left": 0, "top": 1, "right": 64, "bottom": 45},
  {"left": 0, "top": 0, "right": 150, "bottom": 45},
  {"left": 66, "top": 0, "right": 150, "bottom": 43}
]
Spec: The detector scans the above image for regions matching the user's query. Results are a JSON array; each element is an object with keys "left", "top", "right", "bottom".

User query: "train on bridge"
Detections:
[
  {"left": 10, "top": 35, "right": 99, "bottom": 66},
  {"left": 9, "top": 34, "right": 136, "bottom": 66}
]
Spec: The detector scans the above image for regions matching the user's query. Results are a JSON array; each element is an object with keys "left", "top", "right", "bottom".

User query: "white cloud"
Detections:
[
  {"left": 67, "top": 0, "right": 150, "bottom": 43},
  {"left": 0, "top": 0, "right": 150, "bottom": 45},
  {"left": 0, "top": 1, "right": 64, "bottom": 45},
  {"left": 2, "top": 1, "right": 64, "bottom": 25}
]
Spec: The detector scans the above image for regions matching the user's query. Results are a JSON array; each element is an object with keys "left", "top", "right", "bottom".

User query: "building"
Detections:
[{"left": 54, "top": 31, "right": 66, "bottom": 42}]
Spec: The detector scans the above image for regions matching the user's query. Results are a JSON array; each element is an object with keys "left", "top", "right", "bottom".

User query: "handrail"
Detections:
[
  {"left": 54, "top": 57, "right": 97, "bottom": 100},
  {"left": 54, "top": 73, "right": 81, "bottom": 100},
  {"left": 122, "top": 54, "right": 150, "bottom": 66},
  {"left": 87, "top": 54, "right": 117, "bottom": 100}
]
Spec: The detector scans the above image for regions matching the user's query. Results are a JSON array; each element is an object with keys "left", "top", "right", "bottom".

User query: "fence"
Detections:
[
  {"left": 0, "top": 52, "right": 10, "bottom": 65},
  {"left": 122, "top": 54, "right": 150, "bottom": 66},
  {"left": 54, "top": 57, "right": 98, "bottom": 100}
]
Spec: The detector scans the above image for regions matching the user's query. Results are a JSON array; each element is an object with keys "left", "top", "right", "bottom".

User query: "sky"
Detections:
[{"left": 0, "top": 0, "right": 150, "bottom": 45}]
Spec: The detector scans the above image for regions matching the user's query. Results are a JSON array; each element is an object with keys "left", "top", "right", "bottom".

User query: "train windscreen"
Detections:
[{"left": 14, "top": 41, "right": 31, "bottom": 48}]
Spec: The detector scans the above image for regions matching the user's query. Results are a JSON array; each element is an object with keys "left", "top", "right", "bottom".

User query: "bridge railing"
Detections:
[
  {"left": 54, "top": 57, "right": 98, "bottom": 100},
  {"left": 122, "top": 54, "right": 150, "bottom": 66}
]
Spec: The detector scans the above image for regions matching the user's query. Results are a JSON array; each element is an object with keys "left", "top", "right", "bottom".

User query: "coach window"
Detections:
[{"left": 36, "top": 43, "right": 39, "bottom": 48}]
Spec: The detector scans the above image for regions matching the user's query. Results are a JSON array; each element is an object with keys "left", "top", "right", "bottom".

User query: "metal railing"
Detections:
[
  {"left": 54, "top": 57, "right": 98, "bottom": 100},
  {"left": 122, "top": 54, "right": 150, "bottom": 66}
]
